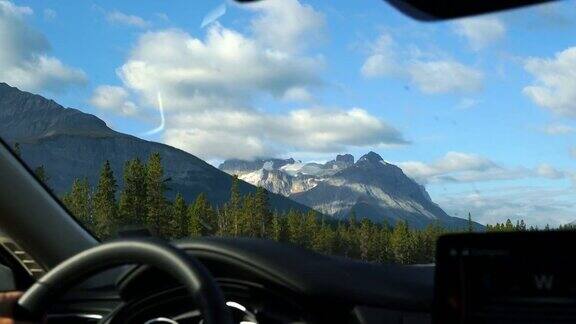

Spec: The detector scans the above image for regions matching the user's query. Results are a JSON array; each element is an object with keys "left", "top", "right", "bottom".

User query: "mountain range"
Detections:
[
  {"left": 0, "top": 82, "right": 308, "bottom": 213},
  {"left": 220, "top": 153, "right": 474, "bottom": 229},
  {"left": 0, "top": 82, "right": 474, "bottom": 229}
]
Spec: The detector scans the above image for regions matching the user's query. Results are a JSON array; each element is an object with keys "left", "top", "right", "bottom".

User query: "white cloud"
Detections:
[
  {"left": 246, "top": 0, "right": 325, "bottom": 53},
  {"left": 361, "top": 54, "right": 395, "bottom": 78},
  {"left": 453, "top": 16, "right": 506, "bottom": 51},
  {"left": 360, "top": 32, "right": 483, "bottom": 94},
  {"left": 109, "top": 3, "right": 406, "bottom": 160},
  {"left": 407, "top": 60, "right": 483, "bottom": 94},
  {"left": 457, "top": 98, "right": 479, "bottom": 110},
  {"left": 89, "top": 85, "right": 138, "bottom": 116},
  {"left": 533, "top": 2, "right": 576, "bottom": 28},
  {"left": 393, "top": 151, "right": 575, "bottom": 228},
  {"left": 399, "top": 152, "right": 567, "bottom": 184},
  {"left": 399, "top": 152, "right": 505, "bottom": 184},
  {"left": 281, "top": 87, "right": 314, "bottom": 102},
  {"left": 438, "top": 186, "right": 576, "bottom": 227},
  {"left": 0, "top": 0, "right": 87, "bottom": 93},
  {"left": 276, "top": 108, "right": 406, "bottom": 151},
  {"left": 0, "top": 0, "right": 31, "bottom": 15},
  {"left": 106, "top": 10, "right": 150, "bottom": 28},
  {"left": 43, "top": 8, "right": 56, "bottom": 20},
  {"left": 523, "top": 47, "right": 576, "bottom": 118},
  {"left": 165, "top": 126, "right": 273, "bottom": 161},
  {"left": 118, "top": 26, "right": 323, "bottom": 110},
  {"left": 535, "top": 163, "right": 565, "bottom": 179},
  {"left": 540, "top": 123, "right": 575, "bottom": 135},
  {"left": 164, "top": 107, "right": 406, "bottom": 160},
  {"left": 360, "top": 33, "right": 397, "bottom": 77},
  {"left": 9, "top": 56, "right": 87, "bottom": 93}
]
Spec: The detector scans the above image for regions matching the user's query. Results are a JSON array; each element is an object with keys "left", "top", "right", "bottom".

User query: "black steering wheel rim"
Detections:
[{"left": 17, "top": 238, "right": 233, "bottom": 324}]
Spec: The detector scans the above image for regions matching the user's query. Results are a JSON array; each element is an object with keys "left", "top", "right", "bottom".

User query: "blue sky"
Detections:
[{"left": 1, "top": 0, "right": 576, "bottom": 226}]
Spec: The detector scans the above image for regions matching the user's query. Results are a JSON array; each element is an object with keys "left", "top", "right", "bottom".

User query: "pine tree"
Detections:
[
  {"left": 13, "top": 143, "right": 21, "bottom": 157},
  {"left": 254, "top": 187, "right": 273, "bottom": 237},
  {"left": 467, "top": 212, "right": 473, "bottom": 232},
  {"left": 287, "top": 210, "right": 304, "bottom": 246},
  {"left": 358, "top": 218, "right": 375, "bottom": 261},
  {"left": 230, "top": 176, "right": 242, "bottom": 236},
  {"left": 34, "top": 166, "right": 49, "bottom": 184},
  {"left": 516, "top": 219, "right": 527, "bottom": 231},
  {"left": 118, "top": 158, "right": 147, "bottom": 226},
  {"left": 189, "top": 193, "right": 215, "bottom": 236},
  {"left": 62, "top": 178, "right": 93, "bottom": 230},
  {"left": 302, "top": 211, "right": 319, "bottom": 249},
  {"left": 333, "top": 223, "right": 347, "bottom": 256},
  {"left": 390, "top": 220, "right": 414, "bottom": 264},
  {"left": 374, "top": 224, "right": 392, "bottom": 263},
  {"left": 188, "top": 205, "right": 203, "bottom": 237},
  {"left": 504, "top": 219, "right": 514, "bottom": 231},
  {"left": 145, "top": 153, "right": 167, "bottom": 237},
  {"left": 229, "top": 176, "right": 242, "bottom": 208},
  {"left": 93, "top": 161, "right": 117, "bottom": 239},
  {"left": 419, "top": 221, "right": 443, "bottom": 263},
  {"left": 342, "top": 213, "right": 360, "bottom": 258},
  {"left": 348, "top": 211, "right": 358, "bottom": 228},
  {"left": 221, "top": 176, "right": 242, "bottom": 236},
  {"left": 270, "top": 213, "right": 287, "bottom": 242},
  {"left": 312, "top": 218, "right": 335, "bottom": 254},
  {"left": 216, "top": 208, "right": 231, "bottom": 236},
  {"left": 240, "top": 193, "right": 256, "bottom": 237},
  {"left": 171, "top": 193, "right": 187, "bottom": 238}
]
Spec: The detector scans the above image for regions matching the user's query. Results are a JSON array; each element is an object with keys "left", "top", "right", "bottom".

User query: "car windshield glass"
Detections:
[{"left": 0, "top": 0, "right": 575, "bottom": 265}]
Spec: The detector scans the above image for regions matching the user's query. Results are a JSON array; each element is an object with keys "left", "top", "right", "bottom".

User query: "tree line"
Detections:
[
  {"left": 51, "top": 152, "right": 575, "bottom": 265},
  {"left": 486, "top": 219, "right": 576, "bottom": 231}
]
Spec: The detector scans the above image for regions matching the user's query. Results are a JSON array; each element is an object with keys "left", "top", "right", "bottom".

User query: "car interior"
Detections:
[{"left": 0, "top": 0, "right": 573, "bottom": 323}]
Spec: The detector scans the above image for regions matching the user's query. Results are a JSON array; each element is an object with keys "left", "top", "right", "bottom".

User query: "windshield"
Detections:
[{"left": 0, "top": 0, "right": 574, "bottom": 265}]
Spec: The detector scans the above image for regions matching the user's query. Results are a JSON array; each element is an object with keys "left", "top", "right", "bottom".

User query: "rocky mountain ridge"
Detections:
[
  {"left": 0, "top": 82, "right": 309, "bottom": 213},
  {"left": 220, "top": 152, "right": 472, "bottom": 229}
]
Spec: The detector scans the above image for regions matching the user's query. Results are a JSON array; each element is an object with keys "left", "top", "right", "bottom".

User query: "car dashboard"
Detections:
[{"left": 45, "top": 237, "right": 434, "bottom": 324}]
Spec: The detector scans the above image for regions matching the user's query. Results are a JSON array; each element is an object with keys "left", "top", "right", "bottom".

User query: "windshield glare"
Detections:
[{"left": 0, "top": 0, "right": 575, "bottom": 265}]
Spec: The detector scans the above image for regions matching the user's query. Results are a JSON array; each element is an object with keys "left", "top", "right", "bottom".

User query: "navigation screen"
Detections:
[{"left": 434, "top": 231, "right": 576, "bottom": 324}]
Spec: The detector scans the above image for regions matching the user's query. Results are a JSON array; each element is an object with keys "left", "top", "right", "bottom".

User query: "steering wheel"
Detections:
[{"left": 16, "top": 238, "right": 234, "bottom": 324}]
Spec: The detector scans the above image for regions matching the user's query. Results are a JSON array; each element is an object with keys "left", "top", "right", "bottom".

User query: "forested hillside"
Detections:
[{"left": 52, "top": 151, "right": 558, "bottom": 265}]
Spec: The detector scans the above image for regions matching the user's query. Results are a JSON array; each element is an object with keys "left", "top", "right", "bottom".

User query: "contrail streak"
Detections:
[
  {"left": 201, "top": 3, "right": 226, "bottom": 28},
  {"left": 142, "top": 92, "right": 165, "bottom": 136}
]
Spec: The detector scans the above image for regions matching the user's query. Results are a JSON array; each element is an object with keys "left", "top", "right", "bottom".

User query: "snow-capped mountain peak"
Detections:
[{"left": 219, "top": 152, "right": 470, "bottom": 228}]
